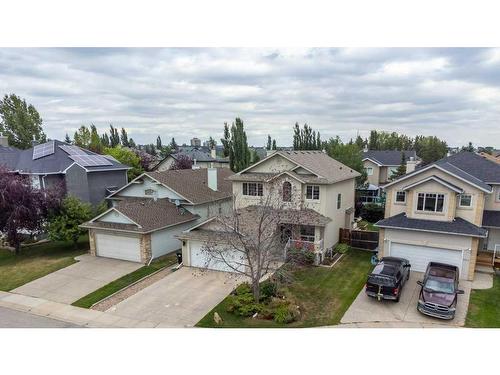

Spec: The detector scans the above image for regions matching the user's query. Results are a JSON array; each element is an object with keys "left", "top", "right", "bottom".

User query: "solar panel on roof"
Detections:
[
  {"left": 69, "top": 154, "right": 113, "bottom": 167},
  {"left": 32, "top": 141, "right": 55, "bottom": 160},
  {"left": 59, "top": 145, "right": 88, "bottom": 156}
]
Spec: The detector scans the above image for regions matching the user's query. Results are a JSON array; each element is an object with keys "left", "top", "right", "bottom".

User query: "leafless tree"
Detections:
[{"left": 200, "top": 180, "right": 304, "bottom": 301}]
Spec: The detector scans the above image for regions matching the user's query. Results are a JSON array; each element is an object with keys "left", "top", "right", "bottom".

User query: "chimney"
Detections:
[
  {"left": 406, "top": 156, "right": 417, "bottom": 173},
  {"left": 210, "top": 148, "right": 217, "bottom": 159},
  {"left": 0, "top": 133, "right": 8, "bottom": 147},
  {"left": 207, "top": 168, "right": 217, "bottom": 191}
]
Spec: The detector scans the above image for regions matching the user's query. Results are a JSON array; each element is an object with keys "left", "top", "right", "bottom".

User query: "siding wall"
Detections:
[
  {"left": 65, "top": 164, "right": 90, "bottom": 202},
  {"left": 86, "top": 170, "right": 128, "bottom": 206}
]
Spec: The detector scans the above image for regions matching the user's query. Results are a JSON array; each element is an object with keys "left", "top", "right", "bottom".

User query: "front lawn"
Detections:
[
  {"left": 0, "top": 236, "right": 88, "bottom": 291},
  {"left": 466, "top": 274, "right": 500, "bottom": 328},
  {"left": 196, "top": 249, "right": 373, "bottom": 328},
  {"left": 357, "top": 220, "right": 379, "bottom": 232},
  {"left": 72, "top": 254, "right": 178, "bottom": 308}
]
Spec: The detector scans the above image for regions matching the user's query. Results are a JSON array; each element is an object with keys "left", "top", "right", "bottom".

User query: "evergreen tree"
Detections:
[
  {"left": 266, "top": 135, "right": 272, "bottom": 150},
  {"left": 73, "top": 125, "right": 91, "bottom": 148},
  {"left": 101, "top": 133, "right": 110, "bottom": 147},
  {"left": 156, "top": 135, "right": 162, "bottom": 149},
  {"left": 292, "top": 123, "right": 321, "bottom": 150},
  {"left": 207, "top": 136, "right": 216, "bottom": 150},
  {"left": 272, "top": 139, "right": 277, "bottom": 150},
  {"left": 64, "top": 133, "right": 72, "bottom": 144},
  {"left": 128, "top": 138, "right": 136, "bottom": 148},
  {"left": 354, "top": 135, "right": 366, "bottom": 149},
  {"left": 120, "top": 127, "right": 129, "bottom": 147},
  {"left": 227, "top": 118, "right": 251, "bottom": 172},
  {"left": 89, "top": 124, "right": 102, "bottom": 153},
  {"left": 221, "top": 122, "right": 231, "bottom": 157},
  {"left": 390, "top": 152, "right": 407, "bottom": 180},
  {"left": 170, "top": 137, "right": 178, "bottom": 151},
  {"left": 109, "top": 124, "right": 120, "bottom": 147}
]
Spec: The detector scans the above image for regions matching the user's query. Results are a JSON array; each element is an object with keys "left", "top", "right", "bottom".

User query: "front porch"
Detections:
[{"left": 281, "top": 224, "right": 325, "bottom": 265}]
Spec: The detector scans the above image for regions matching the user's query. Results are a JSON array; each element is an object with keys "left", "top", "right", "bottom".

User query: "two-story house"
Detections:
[
  {"left": 178, "top": 150, "right": 360, "bottom": 271},
  {"left": 358, "top": 150, "right": 420, "bottom": 203},
  {"left": 154, "top": 147, "right": 229, "bottom": 171},
  {"left": 0, "top": 137, "right": 129, "bottom": 205},
  {"left": 376, "top": 152, "right": 500, "bottom": 280},
  {"left": 80, "top": 168, "right": 233, "bottom": 263}
]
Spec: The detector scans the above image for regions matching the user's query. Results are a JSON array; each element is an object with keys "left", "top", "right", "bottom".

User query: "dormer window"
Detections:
[
  {"left": 417, "top": 193, "right": 444, "bottom": 213},
  {"left": 282, "top": 181, "right": 292, "bottom": 202},
  {"left": 459, "top": 194, "right": 472, "bottom": 208}
]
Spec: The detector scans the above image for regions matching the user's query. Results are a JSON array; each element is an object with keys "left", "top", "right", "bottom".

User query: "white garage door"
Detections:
[
  {"left": 390, "top": 242, "right": 463, "bottom": 274},
  {"left": 189, "top": 241, "right": 244, "bottom": 273},
  {"left": 96, "top": 232, "right": 141, "bottom": 262}
]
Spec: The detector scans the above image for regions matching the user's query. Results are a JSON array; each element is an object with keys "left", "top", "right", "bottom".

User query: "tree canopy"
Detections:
[
  {"left": 226, "top": 118, "right": 251, "bottom": 172},
  {"left": 0, "top": 94, "right": 46, "bottom": 149},
  {"left": 104, "top": 146, "right": 143, "bottom": 180},
  {"left": 292, "top": 123, "right": 322, "bottom": 150},
  {"left": 48, "top": 196, "right": 93, "bottom": 247},
  {"left": 324, "top": 137, "right": 366, "bottom": 186}
]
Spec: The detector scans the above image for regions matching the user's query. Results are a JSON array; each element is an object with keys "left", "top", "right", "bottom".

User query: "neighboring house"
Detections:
[
  {"left": 359, "top": 150, "right": 420, "bottom": 203},
  {"left": 0, "top": 137, "right": 129, "bottom": 205},
  {"left": 154, "top": 147, "right": 229, "bottom": 171},
  {"left": 178, "top": 150, "right": 360, "bottom": 271},
  {"left": 376, "top": 151, "right": 500, "bottom": 280},
  {"left": 80, "top": 168, "right": 233, "bottom": 263},
  {"left": 479, "top": 151, "right": 500, "bottom": 165}
]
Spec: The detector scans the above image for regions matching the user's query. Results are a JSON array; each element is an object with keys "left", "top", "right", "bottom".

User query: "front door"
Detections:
[{"left": 280, "top": 224, "right": 292, "bottom": 244}]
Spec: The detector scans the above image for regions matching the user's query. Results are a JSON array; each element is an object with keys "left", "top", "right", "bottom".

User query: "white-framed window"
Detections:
[
  {"left": 417, "top": 193, "right": 445, "bottom": 213},
  {"left": 300, "top": 226, "right": 315, "bottom": 242},
  {"left": 395, "top": 191, "right": 406, "bottom": 203},
  {"left": 458, "top": 193, "right": 472, "bottom": 208},
  {"left": 337, "top": 193, "right": 342, "bottom": 209},
  {"left": 306, "top": 185, "right": 320, "bottom": 200},
  {"left": 365, "top": 167, "right": 374, "bottom": 176},
  {"left": 30, "top": 175, "right": 41, "bottom": 189},
  {"left": 243, "top": 182, "right": 263, "bottom": 196}
]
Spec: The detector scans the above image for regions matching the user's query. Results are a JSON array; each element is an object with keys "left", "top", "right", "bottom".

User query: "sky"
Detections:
[{"left": 1, "top": 47, "right": 500, "bottom": 148}]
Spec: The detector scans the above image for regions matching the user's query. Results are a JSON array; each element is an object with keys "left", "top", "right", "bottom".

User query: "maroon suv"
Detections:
[{"left": 417, "top": 262, "right": 464, "bottom": 320}]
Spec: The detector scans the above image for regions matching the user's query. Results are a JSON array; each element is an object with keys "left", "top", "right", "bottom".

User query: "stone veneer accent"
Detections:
[
  {"left": 140, "top": 233, "right": 152, "bottom": 263},
  {"left": 89, "top": 229, "right": 96, "bottom": 256},
  {"left": 377, "top": 228, "right": 385, "bottom": 259},
  {"left": 468, "top": 237, "right": 479, "bottom": 281}
]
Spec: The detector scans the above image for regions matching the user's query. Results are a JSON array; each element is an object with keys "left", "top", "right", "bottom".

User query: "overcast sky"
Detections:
[{"left": 1, "top": 48, "right": 499, "bottom": 148}]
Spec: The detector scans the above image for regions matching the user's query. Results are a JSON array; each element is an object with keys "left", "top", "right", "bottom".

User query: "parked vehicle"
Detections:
[
  {"left": 417, "top": 262, "right": 464, "bottom": 320},
  {"left": 365, "top": 257, "right": 411, "bottom": 302}
]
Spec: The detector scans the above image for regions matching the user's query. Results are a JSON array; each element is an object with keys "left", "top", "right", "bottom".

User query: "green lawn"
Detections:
[
  {"left": 196, "top": 249, "right": 373, "bottom": 328},
  {"left": 358, "top": 220, "right": 379, "bottom": 232},
  {"left": 0, "top": 236, "right": 88, "bottom": 291},
  {"left": 466, "top": 274, "right": 500, "bottom": 328},
  {"left": 72, "top": 254, "right": 178, "bottom": 308}
]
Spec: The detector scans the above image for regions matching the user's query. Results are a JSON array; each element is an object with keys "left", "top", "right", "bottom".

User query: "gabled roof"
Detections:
[
  {"left": 363, "top": 150, "right": 417, "bottom": 166},
  {"left": 154, "top": 147, "right": 229, "bottom": 169},
  {"left": 235, "top": 150, "right": 360, "bottom": 184},
  {"left": 144, "top": 168, "right": 234, "bottom": 205},
  {"left": 402, "top": 175, "right": 463, "bottom": 193},
  {"left": 376, "top": 213, "right": 487, "bottom": 238},
  {"left": 0, "top": 140, "right": 129, "bottom": 174},
  {"left": 383, "top": 152, "right": 497, "bottom": 193},
  {"left": 81, "top": 198, "right": 199, "bottom": 233}
]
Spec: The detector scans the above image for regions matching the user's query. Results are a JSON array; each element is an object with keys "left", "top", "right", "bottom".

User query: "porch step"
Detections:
[{"left": 475, "top": 265, "right": 495, "bottom": 275}]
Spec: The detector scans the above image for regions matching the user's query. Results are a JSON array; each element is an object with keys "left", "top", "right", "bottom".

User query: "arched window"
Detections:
[{"left": 282, "top": 181, "right": 292, "bottom": 202}]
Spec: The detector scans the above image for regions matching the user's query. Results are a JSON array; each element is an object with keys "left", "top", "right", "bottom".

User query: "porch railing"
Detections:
[{"left": 284, "top": 238, "right": 324, "bottom": 256}]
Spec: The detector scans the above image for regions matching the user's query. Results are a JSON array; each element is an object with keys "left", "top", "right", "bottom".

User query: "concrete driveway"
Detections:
[
  {"left": 12, "top": 255, "right": 142, "bottom": 304},
  {"left": 340, "top": 271, "right": 472, "bottom": 327},
  {"left": 106, "top": 267, "right": 242, "bottom": 327}
]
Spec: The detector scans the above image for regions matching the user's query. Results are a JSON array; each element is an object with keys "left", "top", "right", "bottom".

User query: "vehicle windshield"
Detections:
[{"left": 424, "top": 278, "right": 455, "bottom": 294}]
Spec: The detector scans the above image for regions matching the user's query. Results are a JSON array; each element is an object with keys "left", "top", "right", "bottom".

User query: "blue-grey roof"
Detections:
[
  {"left": 435, "top": 151, "right": 500, "bottom": 184},
  {"left": 376, "top": 213, "right": 488, "bottom": 237},
  {"left": 363, "top": 150, "right": 417, "bottom": 166},
  {"left": 0, "top": 140, "right": 129, "bottom": 174},
  {"left": 482, "top": 210, "right": 500, "bottom": 228},
  {"left": 167, "top": 147, "right": 229, "bottom": 164}
]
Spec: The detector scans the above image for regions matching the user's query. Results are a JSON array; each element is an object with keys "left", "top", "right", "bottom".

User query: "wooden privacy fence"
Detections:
[{"left": 339, "top": 228, "right": 379, "bottom": 251}]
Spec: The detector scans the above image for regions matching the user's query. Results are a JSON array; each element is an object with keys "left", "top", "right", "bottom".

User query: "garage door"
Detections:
[
  {"left": 390, "top": 242, "right": 463, "bottom": 274},
  {"left": 189, "top": 241, "right": 244, "bottom": 273},
  {"left": 96, "top": 232, "right": 141, "bottom": 262}
]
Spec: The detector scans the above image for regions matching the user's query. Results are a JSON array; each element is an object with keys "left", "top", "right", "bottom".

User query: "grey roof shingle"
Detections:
[
  {"left": 0, "top": 140, "right": 129, "bottom": 174},
  {"left": 435, "top": 151, "right": 500, "bottom": 184},
  {"left": 482, "top": 210, "right": 500, "bottom": 228},
  {"left": 81, "top": 198, "right": 199, "bottom": 233},
  {"left": 145, "top": 168, "right": 234, "bottom": 204},
  {"left": 376, "top": 213, "right": 487, "bottom": 237},
  {"left": 363, "top": 150, "right": 417, "bottom": 166}
]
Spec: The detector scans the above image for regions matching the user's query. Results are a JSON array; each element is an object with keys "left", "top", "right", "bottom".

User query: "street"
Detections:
[{"left": 0, "top": 306, "right": 80, "bottom": 328}]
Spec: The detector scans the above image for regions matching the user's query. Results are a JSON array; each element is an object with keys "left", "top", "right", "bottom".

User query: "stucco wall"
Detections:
[
  {"left": 484, "top": 185, "right": 500, "bottom": 211},
  {"left": 486, "top": 228, "right": 500, "bottom": 251},
  {"left": 98, "top": 210, "right": 135, "bottom": 224},
  {"left": 151, "top": 221, "right": 196, "bottom": 258},
  {"left": 363, "top": 160, "right": 380, "bottom": 186},
  {"left": 249, "top": 154, "right": 297, "bottom": 173},
  {"left": 189, "top": 199, "right": 233, "bottom": 221},
  {"left": 117, "top": 175, "right": 186, "bottom": 201}
]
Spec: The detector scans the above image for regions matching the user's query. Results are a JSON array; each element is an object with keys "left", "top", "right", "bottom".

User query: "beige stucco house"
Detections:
[
  {"left": 80, "top": 168, "right": 233, "bottom": 263},
  {"left": 359, "top": 150, "right": 420, "bottom": 203},
  {"left": 178, "top": 150, "right": 360, "bottom": 271},
  {"left": 376, "top": 152, "right": 500, "bottom": 280}
]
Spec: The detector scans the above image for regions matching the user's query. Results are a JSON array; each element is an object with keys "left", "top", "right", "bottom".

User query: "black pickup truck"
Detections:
[
  {"left": 365, "top": 257, "right": 411, "bottom": 302},
  {"left": 417, "top": 262, "right": 464, "bottom": 320}
]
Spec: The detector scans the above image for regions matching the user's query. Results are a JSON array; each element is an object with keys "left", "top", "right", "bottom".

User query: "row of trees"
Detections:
[
  {"left": 292, "top": 123, "right": 322, "bottom": 150},
  {"left": 221, "top": 118, "right": 252, "bottom": 172}
]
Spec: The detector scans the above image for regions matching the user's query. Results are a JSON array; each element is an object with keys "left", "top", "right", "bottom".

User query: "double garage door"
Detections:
[
  {"left": 95, "top": 232, "right": 141, "bottom": 263},
  {"left": 189, "top": 241, "right": 244, "bottom": 273},
  {"left": 389, "top": 242, "right": 463, "bottom": 276}
]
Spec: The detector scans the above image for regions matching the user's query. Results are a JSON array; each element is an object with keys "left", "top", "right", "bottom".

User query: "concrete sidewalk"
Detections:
[{"left": 0, "top": 290, "right": 161, "bottom": 328}]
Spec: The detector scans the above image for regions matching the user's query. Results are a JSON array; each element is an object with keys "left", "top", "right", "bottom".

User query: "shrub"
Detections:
[
  {"left": 273, "top": 304, "right": 297, "bottom": 324},
  {"left": 226, "top": 291, "right": 262, "bottom": 317},
  {"left": 287, "top": 248, "right": 315, "bottom": 265},
  {"left": 335, "top": 243, "right": 350, "bottom": 254},
  {"left": 360, "top": 203, "right": 384, "bottom": 223},
  {"left": 234, "top": 282, "right": 252, "bottom": 296},
  {"left": 261, "top": 281, "right": 278, "bottom": 300}
]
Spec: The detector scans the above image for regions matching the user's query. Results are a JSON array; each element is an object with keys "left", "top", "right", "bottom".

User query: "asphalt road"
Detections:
[{"left": 0, "top": 306, "right": 80, "bottom": 328}]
